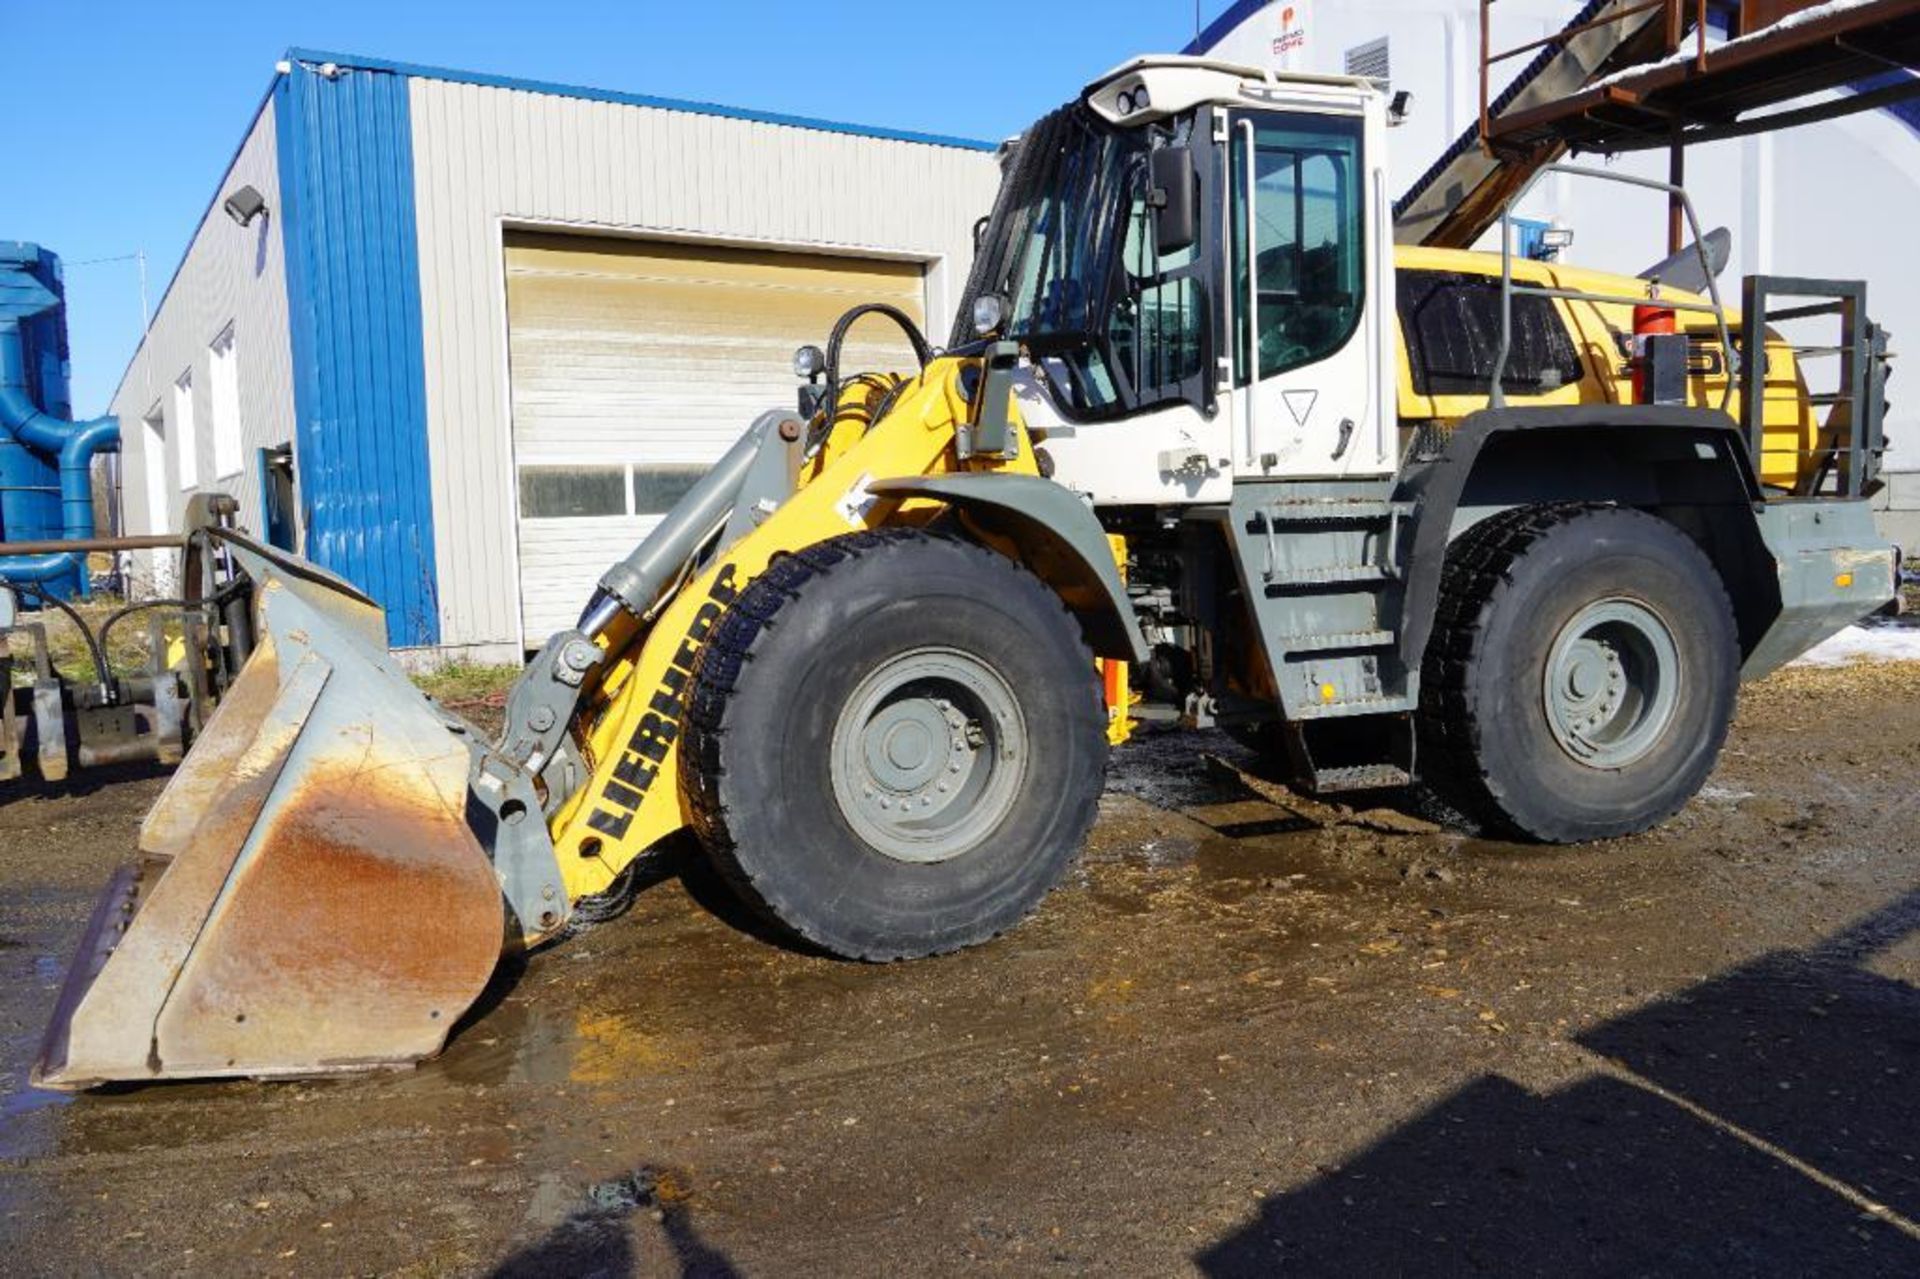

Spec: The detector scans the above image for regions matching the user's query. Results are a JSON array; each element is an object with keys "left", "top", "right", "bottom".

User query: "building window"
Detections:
[
  {"left": 173, "top": 370, "right": 197, "bottom": 489},
  {"left": 141, "top": 404, "right": 169, "bottom": 532},
  {"left": 631, "top": 465, "right": 706, "bottom": 516},
  {"left": 518, "top": 465, "right": 628, "bottom": 518},
  {"left": 516, "top": 463, "right": 711, "bottom": 519},
  {"left": 1345, "top": 37, "right": 1391, "bottom": 90},
  {"left": 209, "top": 325, "right": 242, "bottom": 477}
]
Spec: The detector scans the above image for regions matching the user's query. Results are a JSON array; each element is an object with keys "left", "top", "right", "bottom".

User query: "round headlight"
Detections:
[
  {"left": 971, "top": 293, "right": 1010, "bottom": 338},
  {"left": 792, "top": 344, "right": 827, "bottom": 380}
]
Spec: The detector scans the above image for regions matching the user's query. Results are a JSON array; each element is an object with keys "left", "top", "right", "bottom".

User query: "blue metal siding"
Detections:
[{"left": 275, "top": 62, "right": 440, "bottom": 646}]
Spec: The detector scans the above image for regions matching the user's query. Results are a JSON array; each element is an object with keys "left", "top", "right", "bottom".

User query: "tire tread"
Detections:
[
  {"left": 1417, "top": 502, "right": 1737, "bottom": 841},
  {"left": 681, "top": 527, "right": 1105, "bottom": 960}
]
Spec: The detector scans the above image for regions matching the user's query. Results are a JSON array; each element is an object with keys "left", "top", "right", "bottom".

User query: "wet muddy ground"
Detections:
[{"left": 2, "top": 662, "right": 1918, "bottom": 1276}]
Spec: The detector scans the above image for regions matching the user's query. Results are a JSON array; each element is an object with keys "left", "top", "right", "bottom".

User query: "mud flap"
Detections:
[{"left": 34, "top": 552, "right": 506, "bottom": 1089}]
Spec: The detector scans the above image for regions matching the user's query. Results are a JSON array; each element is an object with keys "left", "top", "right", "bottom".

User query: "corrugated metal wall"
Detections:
[
  {"left": 408, "top": 77, "right": 1003, "bottom": 656},
  {"left": 110, "top": 100, "right": 296, "bottom": 590},
  {"left": 277, "top": 60, "right": 440, "bottom": 648}
]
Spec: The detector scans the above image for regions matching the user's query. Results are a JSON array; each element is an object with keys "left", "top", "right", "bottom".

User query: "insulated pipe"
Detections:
[
  {"left": 0, "top": 552, "right": 89, "bottom": 583},
  {"left": 0, "top": 318, "right": 120, "bottom": 598},
  {"left": 57, "top": 418, "right": 121, "bottom": 541}
]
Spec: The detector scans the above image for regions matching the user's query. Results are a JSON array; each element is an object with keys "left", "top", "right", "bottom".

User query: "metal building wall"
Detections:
[
  {"left": 406, "top": 75, "right": 1004, "bottom": 658},
  {"left": 276, "top": 59, "right": 440, "bottom": 648},
  {"left": 110, "top": 98, "right": 296, "bottom": 589}
]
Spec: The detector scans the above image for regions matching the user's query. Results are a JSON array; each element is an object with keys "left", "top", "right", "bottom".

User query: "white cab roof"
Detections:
[{"left": 1083, "top": 55, "right": 1377, "bottom": 126}]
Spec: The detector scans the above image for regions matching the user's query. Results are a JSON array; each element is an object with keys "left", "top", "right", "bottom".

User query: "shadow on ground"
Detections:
[
  {"left": 492, "top": 1166, "right": 739, "bottom": 1279},
  {"left": 1199, "top": 889, "right": 1920, "bottom": 1276}
]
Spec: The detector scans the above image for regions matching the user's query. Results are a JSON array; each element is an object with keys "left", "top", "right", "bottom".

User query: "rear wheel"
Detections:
[
  {"left": 1418, "top": 503, "right": 1738, "bottom": 842},
  {"left": 682, "top": 528, "right": 1107, "bottom": 959}
]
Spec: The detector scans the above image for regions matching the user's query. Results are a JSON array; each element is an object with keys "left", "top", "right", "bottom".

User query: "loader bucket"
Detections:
[{"left": 33, "top": 539, "right": 505, "bottom": 1088}]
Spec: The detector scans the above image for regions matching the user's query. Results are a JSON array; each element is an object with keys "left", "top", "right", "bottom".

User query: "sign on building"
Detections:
[{"left": 1206, "top": 1, "right": 1314, "bottom": 74}]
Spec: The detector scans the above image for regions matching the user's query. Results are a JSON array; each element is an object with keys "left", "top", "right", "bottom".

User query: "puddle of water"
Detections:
[
  {"left": 0, "top": 1068, "right": 73, "bottom": 1161},
  {"left": 1106, "top": 725, "right": 1254, "bottom": 811},
  {"left": 432, "top": 995, "right": 689, "bottom": 1091},
  {"left": 1192, "top": 834, "right": 1354, "bottom": 895}
]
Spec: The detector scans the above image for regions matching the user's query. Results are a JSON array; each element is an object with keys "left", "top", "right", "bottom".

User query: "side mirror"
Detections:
[{"left": 1149, "top": 146, "right": 1197, "bottom": 256}]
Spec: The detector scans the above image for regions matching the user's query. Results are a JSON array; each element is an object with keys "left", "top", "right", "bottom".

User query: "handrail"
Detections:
[
  {"left": 1490, "top": 162, "right": 1736, "bottom": 413},
  {"left": 1238, "top": 119, "right": 1261, "bottom": 468},
  {"left": 1738, "top": 275, "right": 1884, "bottom": 498},
  {"left": 1478, "top": 0, "right": 1708, "bottom": 156}
]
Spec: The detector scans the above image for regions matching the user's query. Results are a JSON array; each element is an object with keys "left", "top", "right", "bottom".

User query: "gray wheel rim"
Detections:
[
  {"left": 830, "top": 646, "right": 1028, "bottom": 864},
  {"left": 1543, "top": 597, "right": 1682, "bottom": 770}
]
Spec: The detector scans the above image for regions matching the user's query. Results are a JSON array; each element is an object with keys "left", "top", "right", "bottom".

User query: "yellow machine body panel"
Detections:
[
  {"left": 1392, "top": 246, "right": 1818, "bottom": 491},
  {"left": 550, "top": 359, "right": 1039, "bottom": 899}
]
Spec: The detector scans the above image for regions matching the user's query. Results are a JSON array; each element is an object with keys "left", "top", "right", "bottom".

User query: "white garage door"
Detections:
[{"left": 505, "top": 230, "right": 928, "bottom": 643}]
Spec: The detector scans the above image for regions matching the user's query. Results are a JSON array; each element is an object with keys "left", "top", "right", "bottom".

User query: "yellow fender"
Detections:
[{"left": 550, "top": 359, "right": 1038, "bottom": 898}]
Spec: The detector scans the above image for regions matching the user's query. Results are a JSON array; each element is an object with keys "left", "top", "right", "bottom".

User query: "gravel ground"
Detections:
[{"left": 1, "top": 661, "right": 1917, "bottom": 1276}]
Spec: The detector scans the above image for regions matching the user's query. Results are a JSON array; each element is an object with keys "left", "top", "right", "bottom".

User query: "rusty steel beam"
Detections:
[
  {"left": 1498, "top": 0, "right": 1920, "bottom": 139},
  {"left": 0, "top": 534, "right": 185, "bottom": 556}
]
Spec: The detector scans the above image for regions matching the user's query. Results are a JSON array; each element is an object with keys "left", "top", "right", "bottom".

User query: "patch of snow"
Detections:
[
  {"left": 1788, "top": 622, "right": 1920, "bottom": 667},
  {"left": 1589, "top": 0, "right": 1884, "bottom": 94}
]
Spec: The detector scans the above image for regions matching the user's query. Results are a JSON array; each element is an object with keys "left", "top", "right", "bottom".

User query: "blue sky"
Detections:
[{"left": 4, "top": 0, "right": 1214, "bottom": 415}]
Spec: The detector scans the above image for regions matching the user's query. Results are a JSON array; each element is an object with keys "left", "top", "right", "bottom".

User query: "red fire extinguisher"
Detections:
[{"left": 1631, "top": 301, "right": 1676, "bottom": 404}]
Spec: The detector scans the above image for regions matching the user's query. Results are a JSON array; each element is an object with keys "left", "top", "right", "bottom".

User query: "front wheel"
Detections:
[
  {"left": 681, "top": 529, "right": 1108, "bottom": 959},
  {"left": 1419, "top": 504, "right": 1739, "bottom": 842}
]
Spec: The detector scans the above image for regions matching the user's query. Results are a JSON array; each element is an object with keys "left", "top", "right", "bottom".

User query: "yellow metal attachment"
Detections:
[
  {"left": 1102, "top": 533, "right": 1134, "bottom": 747},
  {"left": 551, "top": 356, "right": 1039, "bottom": 899},
  {"left": 1835, "top": 572, "right": 1855, "bottom": 589},
  {"left": 1320, "top": 683, "right": 1337, "bottom": 703}
]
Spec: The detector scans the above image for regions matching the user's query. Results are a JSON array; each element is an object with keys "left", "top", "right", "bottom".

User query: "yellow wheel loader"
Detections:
[{"left": 35, "top": 57, "right": 1895, "bottom": 1088}]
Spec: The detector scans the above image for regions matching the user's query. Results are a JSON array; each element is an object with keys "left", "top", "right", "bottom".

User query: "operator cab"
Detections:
[{"left": 956, "top": 57, "right": 1397, "bottom": 506}]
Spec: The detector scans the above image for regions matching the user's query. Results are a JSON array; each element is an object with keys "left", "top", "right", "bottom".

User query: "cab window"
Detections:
[
  {"left": 1230, "top": 113, "right": 1365, "bottom": 383},
  {"left": 1106, "top": 172, "right": 1206, "bottom": 404}
]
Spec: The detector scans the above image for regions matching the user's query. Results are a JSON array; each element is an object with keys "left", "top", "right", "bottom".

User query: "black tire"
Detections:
[
  {"left": 1418, "top": 503, "right": 1739, "bottom": 843},
  {"left": 681, "top": 528, "right": 1107, "bottom": 960}
]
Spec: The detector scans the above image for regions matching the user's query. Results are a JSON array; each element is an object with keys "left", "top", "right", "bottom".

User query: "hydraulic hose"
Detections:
[
  {"left": 13, "top": 582, "right": 109, "bottom": 691},
  {"left": 822, "top": 303, "right": 934, "bottom": 429},
  {"left": 96, "top": 597, "right": 191, "bottom": 682}
]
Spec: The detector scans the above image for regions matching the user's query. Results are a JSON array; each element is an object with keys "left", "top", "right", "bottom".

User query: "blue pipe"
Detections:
[
  {"left": 0, "top": 552, "right": 90, "bottom": 583},
  {"left": 0, "top": 317, "right": 119, "bottom": 598}
]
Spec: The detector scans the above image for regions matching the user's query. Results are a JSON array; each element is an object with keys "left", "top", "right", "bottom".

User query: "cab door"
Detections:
[{"left": 1224, "top": 98, "right": 1395, "bottom": 478}]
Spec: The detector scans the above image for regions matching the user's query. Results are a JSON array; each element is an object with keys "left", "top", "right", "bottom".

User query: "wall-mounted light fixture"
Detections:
[{"left": 223, "top": 185, "right": 268, "bottom": 228}]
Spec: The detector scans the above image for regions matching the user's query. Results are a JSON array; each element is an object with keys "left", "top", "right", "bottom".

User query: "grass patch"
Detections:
[
  {"left": 5, "top": 594, "right": 184, "bottom": 688},
  {"left": 413, "top": 659, "right": 521, "bottom": 706}
]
